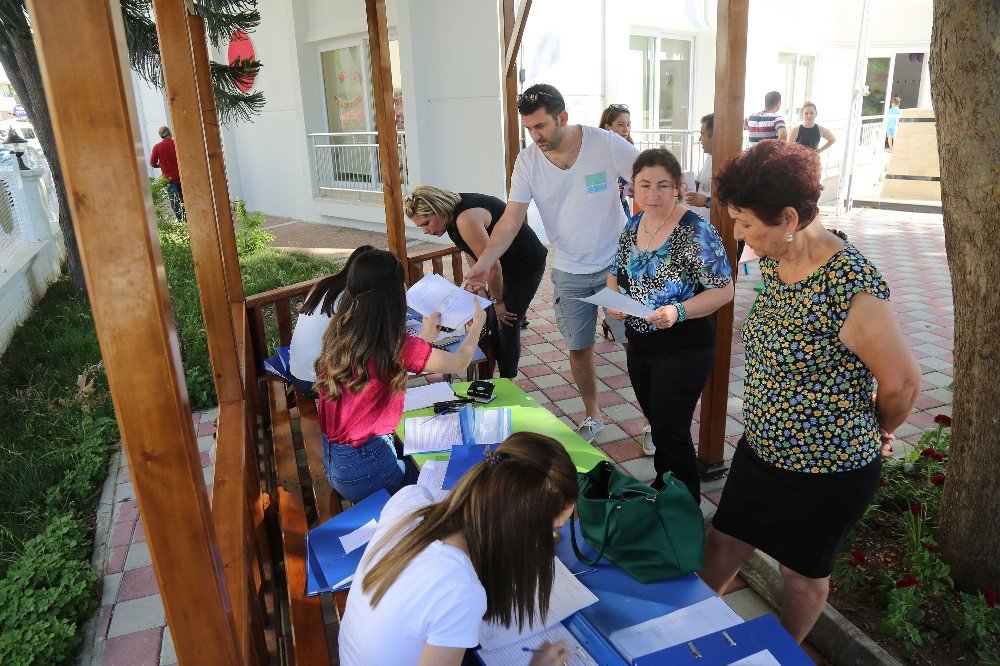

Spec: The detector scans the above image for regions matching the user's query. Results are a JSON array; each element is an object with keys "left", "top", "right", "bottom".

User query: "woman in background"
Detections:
[
  {"left": 600, "top": 103, "right": 635, "bottom": 218},
  {"left": 789, "top": 102, "right": 836, "bottom": 153}
]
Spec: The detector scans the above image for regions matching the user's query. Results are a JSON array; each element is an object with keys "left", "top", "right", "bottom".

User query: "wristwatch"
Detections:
[{"left": 489, "top": 297, "right": 502, "bottom": 305}]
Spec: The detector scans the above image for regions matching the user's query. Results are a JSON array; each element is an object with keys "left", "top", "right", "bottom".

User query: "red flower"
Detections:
[
  {"left": 934, "top": 414, "right": 952, "bottom": 427},
  {"left": 895, "top": 575, "right": 920, "bottom": 589},
  {"left": 920, "top": 541, "right": 940, "bottom": 554},
  {"left": 878, "top": 477, "right": 887, "bottom": 487},
  {"left": 984, "top": 588, "right": 997, "bottom": 608},
  {"left": 930, "top": 452, "right": 945, "bottom": 462},
  {"left": 910, "top": 503, "right": 923, "bottom": 516},
  {"left": 930, "top": 474, "right": 946, "bottom": 486},
  {"left": 848, "top": 548, "right": 866, "bottom": 567},
  {"left": 920, "top": 447, "right": 937, "bottom": 458}
]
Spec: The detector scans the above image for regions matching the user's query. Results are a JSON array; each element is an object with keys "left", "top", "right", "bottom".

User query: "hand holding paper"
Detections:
[{"left": 577, "top": 288, "right": 654, "bottom": 319}]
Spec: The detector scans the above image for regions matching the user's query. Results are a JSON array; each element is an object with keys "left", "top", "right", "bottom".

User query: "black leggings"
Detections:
[
  {"left": 627, "top": 345, "right": 715, "bottom": 502},
  {"left": 490, "top": 264, "right": 546, "bottom": 378}
]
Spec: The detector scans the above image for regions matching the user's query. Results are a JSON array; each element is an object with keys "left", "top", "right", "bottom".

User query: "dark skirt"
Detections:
[{"left": 711, "top": 437, "right": 881, "bottom": 578}]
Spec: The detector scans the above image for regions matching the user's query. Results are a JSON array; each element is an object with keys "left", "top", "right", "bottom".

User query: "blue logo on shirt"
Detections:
[{"left": 585, "top": 171, "right": 608, "bottom": 193}]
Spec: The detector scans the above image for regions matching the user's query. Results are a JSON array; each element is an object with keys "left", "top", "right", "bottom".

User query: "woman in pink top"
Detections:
[{"left": 316, "top": 250, "right": 487, "bottom": 503}]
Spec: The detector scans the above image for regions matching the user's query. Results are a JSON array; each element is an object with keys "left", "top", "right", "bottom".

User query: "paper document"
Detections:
[
  {"left": 577, "top": 288, "right": 654, "bottom": 319},
  {"left": 479, "top": 557, "right": 599, "bottom": 651},
  {"left": 730, "top": 650, "right": 782, "bottom": 666},
  {"left": 403, "top": 382, "right": 456, "bottom": 413},
  {"left": 469, "top": 408, "right": 512, "bottom": 446},
  {"left": 403, "top": 412, "right": 464, "bottom": 455},
  {"left": 608, "top": 596, "right": 742, "bottom": 661},
  {"left": 681, "top": 170, "right": 697, "bottom": 196},
  {"left": 477, "top": 623, "right": 596, "bottom": 666},
  {"left": 338, "top": 518, "right": 378, "bottom": 555},
  {"left": 407, "top": 274, "right": 492, "bottom": 330},
  {"left": 417, "top": 459, "right": 448, "bottom": 491}
]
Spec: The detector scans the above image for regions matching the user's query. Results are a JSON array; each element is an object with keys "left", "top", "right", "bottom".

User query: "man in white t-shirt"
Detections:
[
  {"left": 465, "top": 84, "right": 639, "bottom": 442},
  {"left": 684, "top": 112, "right": 714, "bottom": 221}
]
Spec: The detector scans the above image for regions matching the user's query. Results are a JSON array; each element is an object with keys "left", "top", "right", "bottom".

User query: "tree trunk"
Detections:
[
  {"left": 931, "top": 0, "right": 1000, "bottom": 592},
  {"left": 0, "top": 31, "right": 86, "bottom": 298}
]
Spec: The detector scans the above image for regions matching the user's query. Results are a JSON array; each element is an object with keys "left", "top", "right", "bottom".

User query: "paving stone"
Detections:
[
  {"left": 620, "top": 456, "right": 656, "bottom": 484},
  {"left": 532, "top": 373, "right": 568, "bottom": 390},
  {"left": 527, "top": 390, "right": 550, "bottom": 405},
  {"left": 603, "top": 438, "right": 645, "bottom": 463},
  {"left": 107, "top": 545, "right": 128, "bottom": 574},
  {"left": 595, "top": 363, "right": 624, "bottom": 378},
  {"left": 102, "top": 626, "right": 162, "bottom": 666},
  {"left": 107, "top": 594, "right": 167, "bottom": 638},
  {"left": 109, "top": 521, "right": 135, "bottom": 548},
  {"left": 603, "top": 402, "right": 643, "bottom": 422},
  {"left": 593, "top": 423, "right": 627, "bottom": 445},
  {"left": 542, "top": 384, "right": 579, "bottom": 402},
  {"left": 537, "top": 350, "right": 565, "bottom": 363},
  {"left": 124, "top": 541, "right": 152, "bottom": 572},
  {"left": 554, "top": 396, "right": 585, "bottom": 415},
  {"left": 602, "top": 350, "right": 627, "bottom": 363},
  {"left": 723, "top": 587, "right": 774, "bottom": 621},
  {"left": 101, "top": 572, "right": 123, "bottom": 607},
  {"left": 921, "top": 371, "right": 953, "bottom": 388},
  {"left": 160, "top": 626, "right": 178, "bottom": 665},
  {"left": 616, "top": 386, "right": 637, "bottom": 403},
  {"left": 132, "top": 520, "right": 146, "bottom": 543},
  {"left": 114, "top": 482, "right": 136, "bottom": 503},
  {"left": 918, "top": 356, "right": 953, "bottom": 372},
  {"left": 524, "top": 341, "right": 557, "bottom": 355},
  {"left": 118, "top": 566, "right": 160, "bottom": 602}
]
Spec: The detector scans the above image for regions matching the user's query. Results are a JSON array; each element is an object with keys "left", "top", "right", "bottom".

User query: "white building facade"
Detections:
[{"left": 130, "top": 0, "right": 933, "bottom": 236}]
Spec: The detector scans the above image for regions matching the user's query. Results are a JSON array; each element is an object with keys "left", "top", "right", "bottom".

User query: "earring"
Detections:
[{"left": 786, "top": 234, "right": 794, "bottom": 243}]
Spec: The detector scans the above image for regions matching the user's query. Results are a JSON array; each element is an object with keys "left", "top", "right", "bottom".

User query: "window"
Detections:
[
  {"left": 862, "top": 57, "right": 890, "bottom": 117},
  {"left": 777, "top": 53, "right": 814, "bottom": 122},
  {"left": 626, "top": 34, "right": 693, "bottom": 131}
]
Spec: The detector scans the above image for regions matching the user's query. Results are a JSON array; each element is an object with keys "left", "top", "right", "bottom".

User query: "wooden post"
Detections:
[
  {"left": 365, "top": 0, "right": 408, "bottom": 279},
  {"left": 189, "top": 14, "right": 246, "bottom": 304},
  {"left": 151, "top": 0, "right": 243, "bottom": 404},
  {"left": 27, "top": 1, "right": 242, "bottom": 662},
  {"left": 697, "top": 0, "right": 749, "bottom": 478},
  {"left": 501, "top": 0, "right": 532, "bottom": 188}
]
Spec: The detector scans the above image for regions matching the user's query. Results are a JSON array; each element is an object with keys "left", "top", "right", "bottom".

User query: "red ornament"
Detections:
[
  {"left": 338, "top": 70, "right": 347, "bottom": 83},
  {"left": 227, "top": 29, "right": 256, "bottom": 93},
  {"left": 933, "top": 414, "right": 952, "bottom": 427}
]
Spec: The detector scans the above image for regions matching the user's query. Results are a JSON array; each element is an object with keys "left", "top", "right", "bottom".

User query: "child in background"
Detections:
[{"left": 886, "top": 96, "right": 902, "bottom": 151}]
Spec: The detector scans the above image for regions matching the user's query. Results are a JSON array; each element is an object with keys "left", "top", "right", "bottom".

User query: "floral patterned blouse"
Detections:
[
  {"left": 611, "top": 210, "right": 732, "bottom": 347},
  {"left": 742, "top": 244, "right": 889, "bottom": 473}
]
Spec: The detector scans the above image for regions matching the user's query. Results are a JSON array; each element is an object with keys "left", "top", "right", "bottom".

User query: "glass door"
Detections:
[
  {"left": 862, "top": 57, "right": 891, "bottom": 117},
  {"left": 320, "top": 44, "right": 375, "bottom": 187},
  {"left": 626, "top": 34, "right": 693, "bottom": 132}
]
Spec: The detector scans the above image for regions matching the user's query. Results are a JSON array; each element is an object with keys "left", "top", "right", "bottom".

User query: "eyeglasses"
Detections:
[
  {"left": 516, "top": 90, "right": 555, "bottom": 105},
  {"left": 608, "top": 104, "right": 629, "bottom": 111}
]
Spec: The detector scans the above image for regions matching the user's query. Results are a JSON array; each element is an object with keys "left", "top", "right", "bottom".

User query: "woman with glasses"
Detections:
[
  {"left": 605, "top": 149, "right": 734, "bottom": 502},
  {"left": 405, "top": 186, "right": 547, "bottom": 379},
  {"left": 599, "top": 103, "right": 634, "bottom": 217}
]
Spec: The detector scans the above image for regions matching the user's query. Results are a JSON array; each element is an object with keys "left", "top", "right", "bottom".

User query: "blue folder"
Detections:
[
  {"left": 304, "top": 489, "right": 390, "bottom": 596},
  {"left": 632, "top": 614, "right": 813, "bottom": 665},
  {"left": 263, "top": 346, "right": 294, "bottom": 383},
  {"left": 442, "top": 443, "right": 489, "bottom": 489}
]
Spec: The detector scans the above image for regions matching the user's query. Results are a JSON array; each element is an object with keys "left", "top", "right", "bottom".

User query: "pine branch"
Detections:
[
  {"left": 120, "top": 0, "right": 162, "bottom": 88},
  {"left": 215, "top": 88, "right": 264, "bottom": 125},
  {"left": 210, "top": 56, "right": 262, "bottom": 95},
  {"left": 197, "top": 4, "right": 260, "bottom": 48}
]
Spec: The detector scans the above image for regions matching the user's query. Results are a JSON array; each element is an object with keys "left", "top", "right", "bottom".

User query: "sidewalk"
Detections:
[{"left": 80, "top": 206, "right": 951, "bottom": 664}]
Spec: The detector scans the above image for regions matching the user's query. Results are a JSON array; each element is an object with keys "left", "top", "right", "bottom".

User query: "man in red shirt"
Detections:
[{"left": 150, "top": 126, "right": 183, "bottom": 220}]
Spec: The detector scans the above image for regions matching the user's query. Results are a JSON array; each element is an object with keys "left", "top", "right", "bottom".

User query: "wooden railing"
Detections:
[
  {"left": 407, "top": 246, "right": 465, "bottom": 287},
  {"left": 245, "top": 277, "right": 323, "bottom": 375}
]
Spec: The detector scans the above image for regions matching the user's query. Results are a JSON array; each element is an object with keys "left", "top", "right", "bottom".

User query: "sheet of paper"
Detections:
[
  {"left": 403, "top": 412, "right": 463, "bottom": 455},
  {"left": 479, "top": 557, "right": 599, "bottom": 651},
  {"left": 576, "top": 288, "right": 654, "bottom": 319},
  {"left": 729, "top": 649, "right": 782, "bottom": 666},
  {"left": 402, "top": 381, "right": 456, "bottom": 413},
  {"left": 681, "top": 170, "right": 697, "bottom": 196},
  {"left": 471, "top": 407, "right": 511, "bottom": 446},
  {"left": 337, "top": 518, "right": 378, "bottom": 555},
  {"left": 406, "top": 273, "right": 491, "bottom": 330},
  {"left": 608, "top": 596, "right": 742, "bottom": 661},
  {"left": 477, "top": 622, "right": 597, "bottom": 666},
  {"left": 417, "top": 459, "right": 447, "bottom": 491}
]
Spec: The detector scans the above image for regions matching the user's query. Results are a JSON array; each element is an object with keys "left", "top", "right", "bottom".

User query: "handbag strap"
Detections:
[{"left": 570, "top": 503, "right": 618, "bottom": 567}]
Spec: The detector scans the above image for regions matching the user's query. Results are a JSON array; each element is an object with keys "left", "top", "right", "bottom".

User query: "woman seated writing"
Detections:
[
  {"left": 288, "top": 244, "right": 375, "bottom": 397},
  {"left": 315, "top": 249, "right": 486, "bottom": 503},
  {"left": 339, "top": 432, "right": 576, "bottom": 665}
]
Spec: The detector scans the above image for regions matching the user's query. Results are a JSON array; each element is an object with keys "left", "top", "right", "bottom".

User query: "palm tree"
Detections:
[{"left": 0, "top": 0, "right": 264, "bottom": 298}]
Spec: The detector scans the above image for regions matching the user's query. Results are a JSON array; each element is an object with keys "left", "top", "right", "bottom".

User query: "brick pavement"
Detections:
[{"left": 80, "top": 207, "right": 950, "bottom": 664}]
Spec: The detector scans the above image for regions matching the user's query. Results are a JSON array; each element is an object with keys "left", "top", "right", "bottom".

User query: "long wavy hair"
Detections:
[
  {"left": 300, "top": 244, "right": 375, "bottom": 317},
  {"left": 314, "top": 250, "right": 408, "bottom": 399},
  {"left": 361, "top": 433, "right": 579, "bottom": 630}
]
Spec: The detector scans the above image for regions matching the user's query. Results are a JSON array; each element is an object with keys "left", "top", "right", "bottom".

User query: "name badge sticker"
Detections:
[{"left": 585, "top": 171, "right": 608, "bottom": 193}]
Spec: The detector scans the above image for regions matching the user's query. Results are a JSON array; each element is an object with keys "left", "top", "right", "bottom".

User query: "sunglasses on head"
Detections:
[
  {"left": 608, "top": 103, "right": 629, "bottom": 111},
  {"left": 516, "top": 90, "right": 555, "bottom": 105}
]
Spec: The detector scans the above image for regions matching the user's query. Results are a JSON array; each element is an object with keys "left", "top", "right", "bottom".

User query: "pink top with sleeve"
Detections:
[{"left": 317, "top": 335, "right": 433, "bottom": 447}]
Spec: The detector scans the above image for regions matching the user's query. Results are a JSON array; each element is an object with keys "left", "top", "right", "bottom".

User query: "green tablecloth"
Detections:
[{"left": 397, "top": 378, "right": 608, "bottom": 473}]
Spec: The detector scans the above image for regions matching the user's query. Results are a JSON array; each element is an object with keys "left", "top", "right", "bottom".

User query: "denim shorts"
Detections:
[
  {"left": 322, "top": 434, "right": 417, "bottom": 503},
  {"left": 552, "top": 266, "right": 627, "bottom": 351}
]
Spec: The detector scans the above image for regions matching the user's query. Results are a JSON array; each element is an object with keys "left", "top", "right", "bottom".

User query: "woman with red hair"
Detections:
[{"left": 702, "top": 140, "right": 921, "bottom": 642}]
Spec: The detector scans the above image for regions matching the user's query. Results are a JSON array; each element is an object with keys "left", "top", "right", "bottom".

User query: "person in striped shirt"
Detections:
[{"left": 744, "top": 91, "right": 787, "bottom": 144}]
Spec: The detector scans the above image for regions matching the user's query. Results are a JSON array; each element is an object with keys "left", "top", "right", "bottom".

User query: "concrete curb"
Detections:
[
  {"left": 77, "top": 447, "right": 123, "bottom": 666},
  {"left": 700, "top": 502, "right": 902, "bottom": 666}
]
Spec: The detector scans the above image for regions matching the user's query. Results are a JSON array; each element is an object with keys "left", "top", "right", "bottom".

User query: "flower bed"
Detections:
[{"left": 829, "top": 416, "right": 1000, "bottom": 664}]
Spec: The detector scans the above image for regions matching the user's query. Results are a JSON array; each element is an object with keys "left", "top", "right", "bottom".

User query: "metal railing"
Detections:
[
  {"left": 632, "top": 129, "right": 706, "bottom": 173},
  {"left": 308, "top": 131, "right": 409, "bottom": 196}
]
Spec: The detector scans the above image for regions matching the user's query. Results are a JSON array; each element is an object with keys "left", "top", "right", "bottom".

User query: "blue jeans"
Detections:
[{"left": 322, "top": 433, "right": 419, "bottom": 503}]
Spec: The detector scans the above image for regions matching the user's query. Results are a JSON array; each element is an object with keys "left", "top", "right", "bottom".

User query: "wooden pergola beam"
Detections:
[
  {"left": 504, "top": 0, "right": 532, "bottom": 77},
  {"left": 697, "top": 0, "right": 749, "bottom": 477},
  {"left": 26, "top": 1, "right": 242, "bottom": 662},
  {"left": 501, "top": 0, "right": 532, "bottom": 188},
  {"left": 366, "top": 0, "right": 408, "bottom": 278}
]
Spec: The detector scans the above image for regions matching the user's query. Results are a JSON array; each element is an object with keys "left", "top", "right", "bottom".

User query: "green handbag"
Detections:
[{"left": 570, "top": 461, "right": 704, "bottom": 583}]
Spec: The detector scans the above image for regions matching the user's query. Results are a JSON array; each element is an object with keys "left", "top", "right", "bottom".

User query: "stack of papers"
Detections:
[
  {"left": 478, "top": 623, "right": 596, "bottom": 666},
  {"left": 478, "top": 557, "right": 599, "bottom": 652},
  {"left": 608, "top": 596, "right": 742, "bottom": 662},
  {"left": 402, "top": 381, "right": 456, "bottom": 413},
  {"left": 407, "top": 274, "right": 492, "bottom": 330},
  {"left": 403, "top": 405, "right": 512, "bottom": 456},
  {"left": 304, "top": 490, "right": 389, "bottom": 596}
]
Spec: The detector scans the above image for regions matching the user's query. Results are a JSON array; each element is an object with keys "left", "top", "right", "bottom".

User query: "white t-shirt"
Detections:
[
  {"left": 339, "top": 486, "right": 487, "bottom": 666},
  {"left": 689, "top": 154, "right": 713, "bottom": 221},
  {"left": 288, "top": 292, "right": 342, "bottom": 382},
  {"left": 509, "top": 125, "right": 639, "bottom": 274}
]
